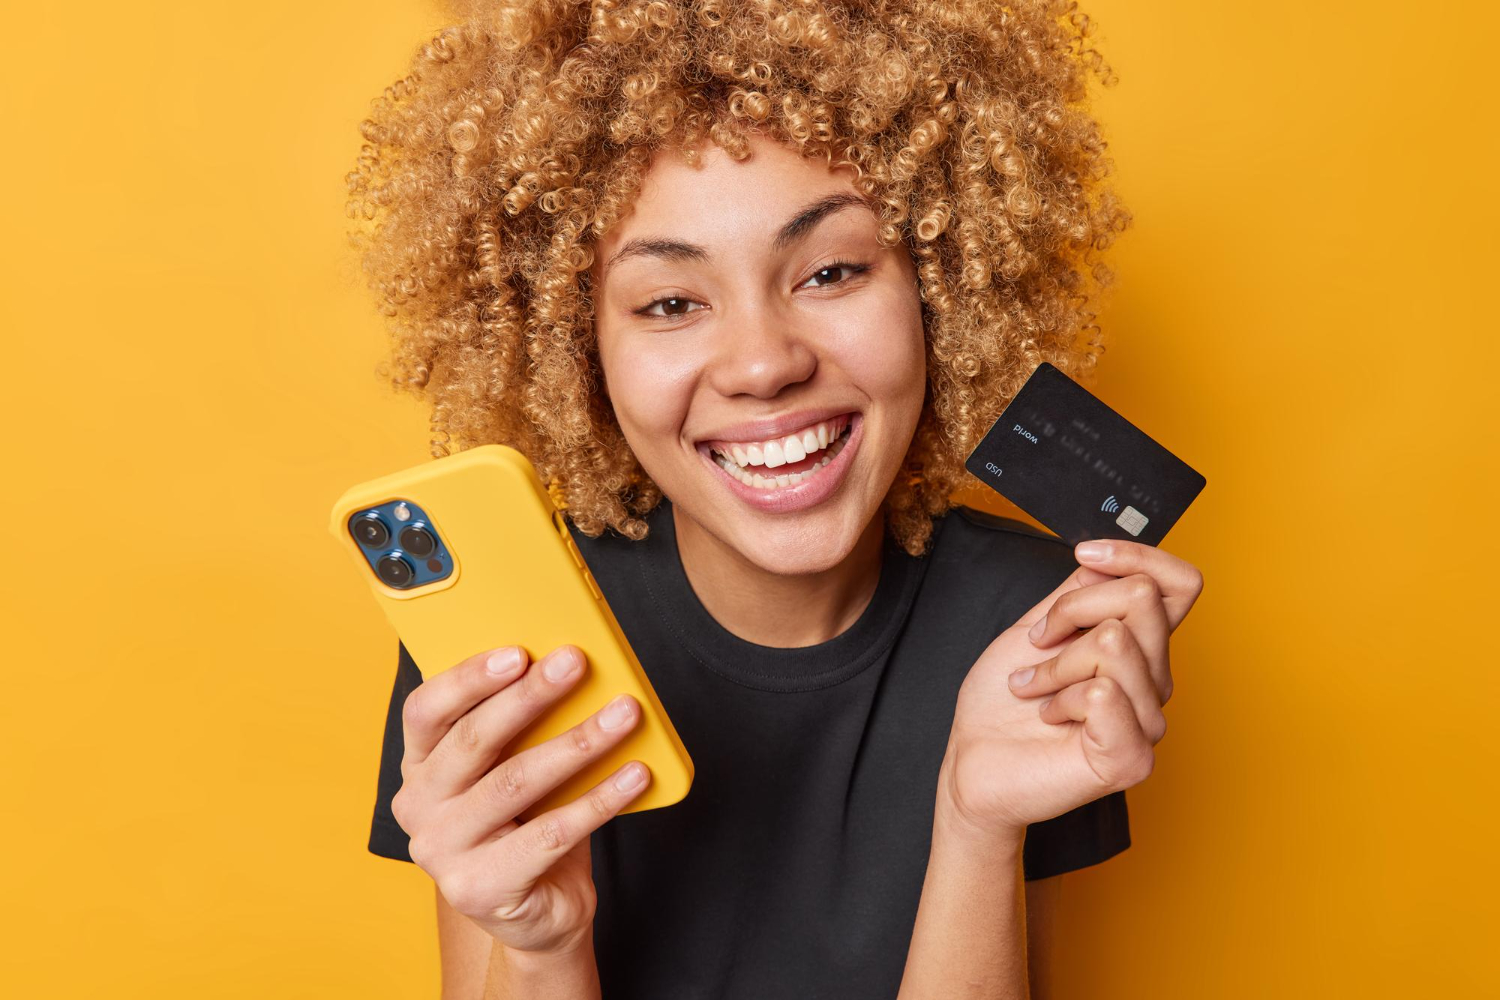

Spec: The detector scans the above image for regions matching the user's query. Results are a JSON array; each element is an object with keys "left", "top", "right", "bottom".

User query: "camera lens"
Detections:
[
  {"left": 398, "top": 523, "right": 437, "bottom": 559},
  {"left": 376, "top": 553, "right": 415, "bottom": 588},
  {"left": 353, "top": 513, "right": 390, "bottom": 548}
]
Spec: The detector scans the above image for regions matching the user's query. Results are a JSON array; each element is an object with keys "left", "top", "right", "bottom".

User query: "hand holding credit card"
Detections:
[{"left": 964, "top": 363, "right": 1206, "bottom": 547}]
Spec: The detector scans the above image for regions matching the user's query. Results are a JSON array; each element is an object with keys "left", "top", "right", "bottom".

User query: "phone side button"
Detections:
[{"left": 583, "top": 571, "right": 603, "bottom": 601}]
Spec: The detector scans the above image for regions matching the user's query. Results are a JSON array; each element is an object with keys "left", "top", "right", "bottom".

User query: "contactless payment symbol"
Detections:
[
  {"left": 1115, "top": 506, "right": 1149, "bottom": 537},
  {"left": 1100, "top": 495, "right": 1121, "bottom": 514}
]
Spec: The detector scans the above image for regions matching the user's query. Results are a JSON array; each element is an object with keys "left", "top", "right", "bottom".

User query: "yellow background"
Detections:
[{"left": 4, "top": 2, "right": 1494, "bottom": 996}]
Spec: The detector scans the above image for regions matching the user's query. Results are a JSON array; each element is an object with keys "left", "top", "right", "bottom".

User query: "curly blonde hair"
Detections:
[{"left": 346, "top": 0, "right": 1131, "bottom": 555}]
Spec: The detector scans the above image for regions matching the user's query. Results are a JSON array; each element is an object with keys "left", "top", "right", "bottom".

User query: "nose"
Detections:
[{"left": 706, "top": 305, "right": 818, "bottom": 400}]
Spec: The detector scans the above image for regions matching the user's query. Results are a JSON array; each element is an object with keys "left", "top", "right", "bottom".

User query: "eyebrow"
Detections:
[{"left": 599, "top": 193, "right": 873, "bottom": 278}]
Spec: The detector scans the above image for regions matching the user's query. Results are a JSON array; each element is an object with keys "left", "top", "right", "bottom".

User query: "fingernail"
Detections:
[
  {"left": 1077, "top": 541, "right": 1111, "bottom": 562},
  {"left": 486, "top": 647, "right": 524, "bottom": 676},
  {"left": 598, "top": 695, "right": 633, "bottom": 730},
  {"left": 614, "top": 763, "right": 647, "bottom": 793},
  {"left": 1008, "top": 667, "right": 1035, "bottom": 688},
  {"left": 1028, "top": 616, "right": 1047, "bottom": 643},
  {"left": 543, "top": 647, "right": 582, "bottom": 682}
]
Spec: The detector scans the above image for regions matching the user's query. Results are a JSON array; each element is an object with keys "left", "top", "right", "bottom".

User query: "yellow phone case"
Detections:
[{"left": 328, "top": 444, "right": 693, "bottom": 820}]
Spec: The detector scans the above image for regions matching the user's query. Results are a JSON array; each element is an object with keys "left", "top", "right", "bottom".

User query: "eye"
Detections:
[
  {"left": 635, "top": 295, "right": 706, "bottom": 319},
  {"left": 800, "top": 260, "right": 872, "bottom": 289}
]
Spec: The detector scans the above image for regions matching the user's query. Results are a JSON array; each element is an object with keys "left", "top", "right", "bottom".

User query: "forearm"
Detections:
[
  {"left": 482, "top": 935, "right": 602, "bottom": 1000},
  {"left": 898, "top": 765, "right": 1029, "bottom": 1000}
]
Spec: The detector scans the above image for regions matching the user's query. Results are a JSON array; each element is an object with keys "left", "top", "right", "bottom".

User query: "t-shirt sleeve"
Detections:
[
  {"left": 1021, "top": 789, "right": 1130, "bottom": 881},
  {"left": 368, "top": 640, "right": 422, "bottom": 863}
]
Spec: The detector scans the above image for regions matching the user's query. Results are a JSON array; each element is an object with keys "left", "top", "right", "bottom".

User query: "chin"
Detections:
[{"left": 715, "top": 507, "right": 874, "bottom": 577}]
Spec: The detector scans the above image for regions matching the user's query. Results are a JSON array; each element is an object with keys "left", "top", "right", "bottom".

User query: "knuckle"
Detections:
[
  {"left": 588, "top": 787, "right": 616, "bottom": 825},
  {"left": 1161, "top": 673, "right": 1175, "bottom": 704},
  {"left": 568, "top": 723, "right": 593, "bottom": 756},
  {"left": 439, "top": 877, "right": 484, "bottom": 919},
  {"left": 534, "top": 816, "right": 569, "bottom": 853},
  {"left": 1186, "top": 565, "right": 1205, "bottom": 595},
  {"left": 1084, "top": 675, "right": 1120, "bottom": 704},
  {"left": 390, "top": 788, "right": 410, "bottom": 828},
  {"left": 480, "top": 757, "right": 526, "bottom": 811},
  {"left": 448, "top": 712, "right": 483, "bottom": 754},
  {"left": 1094, "top": 618, "right": 1129, "bottom": 654},
  {"left": 406, "top": 834, "right": 433, "bottom": 871},
  {"left": 401, "top": 690, "right": 430, "bottom": 732},
  {"left": 1127, "top": 573, "right": 1160, "bottom": 605},
  {"left": 1131, "top": 748, "right": 1156, "bottom": 784},
  {"left": 1147, "top": 712, "right": 1168, "bottom": 743},
  {"left": 499, "top": 758, "right": 527, "bottom": 801}
]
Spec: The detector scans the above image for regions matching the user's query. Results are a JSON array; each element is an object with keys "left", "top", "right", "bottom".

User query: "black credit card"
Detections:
[{"left": 964, "top": 363, "right": 1206, "bottom": 546}]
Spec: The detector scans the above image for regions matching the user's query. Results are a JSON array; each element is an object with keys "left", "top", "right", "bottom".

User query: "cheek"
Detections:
[
  {"left": 828, "top": 305, "right": 927, "bottom": 417},
  {"left": 598, "top": 333, "right": 701, "bottom": 451}
]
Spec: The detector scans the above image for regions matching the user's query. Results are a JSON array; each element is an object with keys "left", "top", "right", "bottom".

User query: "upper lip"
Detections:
[{"left": 694, "top": 407, "right": 859, "bottom": 446}]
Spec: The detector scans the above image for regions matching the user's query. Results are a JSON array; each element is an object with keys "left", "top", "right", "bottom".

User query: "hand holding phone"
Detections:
[
  {"left": 328, "top": 444, "right": 693, "bottom": 824},
  {"left": 391, "top": 640, "right": 649, "bottom": 953}
]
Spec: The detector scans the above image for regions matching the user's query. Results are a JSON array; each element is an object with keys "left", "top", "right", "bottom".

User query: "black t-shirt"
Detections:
[{"left": 368, "top": 502, "right": 1129, "bottom": 998}]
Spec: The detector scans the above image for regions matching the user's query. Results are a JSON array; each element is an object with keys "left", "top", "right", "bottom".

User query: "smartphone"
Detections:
[{"left": 328, "top": 443, "right": 694, "bottom": 821}]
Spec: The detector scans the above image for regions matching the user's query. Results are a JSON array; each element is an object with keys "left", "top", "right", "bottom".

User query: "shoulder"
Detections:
[
  {"left": 927, "top": 505, "right": 1076, "bottom": 577},
  {"left": 911, "top": 506, "right": 1078, "bottom": 635},
  {"left": 565, "top": 502, "right": 671, "bottom": 594}
]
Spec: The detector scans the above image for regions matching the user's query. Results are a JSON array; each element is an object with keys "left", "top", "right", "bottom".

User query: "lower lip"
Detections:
[{"left": 699, "top": 415, "right": 865, "bottom": 515}]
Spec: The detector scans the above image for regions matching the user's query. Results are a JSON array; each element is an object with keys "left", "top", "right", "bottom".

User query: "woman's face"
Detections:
[{"left": 591, "top": 133, "right": 927, "bottom": 576}]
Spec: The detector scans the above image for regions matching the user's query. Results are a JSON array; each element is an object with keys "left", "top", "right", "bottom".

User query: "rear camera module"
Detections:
[
  {"left": 353, "top": 513, "right": 390, "bottom": 548},
  {"left": 398, "top": 523, "right": 437, "bottom": 559},
  {"left": 376, "top": 553, "right": 415, "bottom": 588}
]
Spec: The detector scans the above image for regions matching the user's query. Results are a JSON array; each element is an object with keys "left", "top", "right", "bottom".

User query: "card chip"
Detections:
[{"left": 1115, "top": 506, "right": 1149, "bottom": 537}]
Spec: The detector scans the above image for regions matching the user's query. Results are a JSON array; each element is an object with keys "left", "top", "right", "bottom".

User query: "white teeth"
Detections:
[
  {"left": 711, "top": 423, "right": 852, "bottom": 491},
  {"left": 712, "top": 418, "right": 847, "bottom": 467}
]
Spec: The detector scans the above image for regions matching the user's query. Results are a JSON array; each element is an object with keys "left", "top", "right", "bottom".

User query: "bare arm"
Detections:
[
  {"left": 436, "top": 887, "right": 603, "bottom": 1000},
  {"left": 897, "top": 799, "right": 1064, "bottom": 1000},
  {"left": 897, "top": 802, "right": 1029, "bottom": 999},
  {"left": 437, "top": 888, "right": 492, "bottom": 999}
]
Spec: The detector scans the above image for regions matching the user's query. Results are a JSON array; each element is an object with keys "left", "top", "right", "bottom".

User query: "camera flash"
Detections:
[{"left": 393, "top": 502, "right": 412, "bottom": 522}]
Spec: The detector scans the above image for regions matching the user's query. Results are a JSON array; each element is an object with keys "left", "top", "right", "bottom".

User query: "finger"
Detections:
[
  {"left": 1010, "top": 620, "right": 1167, "bottom": 742},
  {"left": 480, "top": 759, "right": 653, "bottom": 894},
  {"left": 1027, "top": 573, "right": 1171, "bottom": 690},
  {"left": 429, "top": 761, "right": 651, "bottom": 929},
  {"left": 423, "top": 645, "right": 590, "bottom": 796},
  {"left": 1038, "top": 676, "right": 1157, "bottom": 787},
  {"left": 448, "top": 690, "right": 643, "bottom": 846},
  {"left": 1073, "top": 539, "right": 1205, "bottom": 629},
  {"left": 402, "top": 645, "right": 531, "bottom": 766},
  {"left": 1013, "top": 564, "right": 1097, "bottom": 632}
]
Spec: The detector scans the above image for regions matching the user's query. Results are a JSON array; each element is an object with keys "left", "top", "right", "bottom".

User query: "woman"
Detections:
[{"left": 348, "top": 2, "right": 1204, "bottom": 997}]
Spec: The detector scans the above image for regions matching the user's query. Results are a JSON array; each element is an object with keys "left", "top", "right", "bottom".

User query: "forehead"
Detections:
[{"left": 594, "top": 134, "right": 869, "bottom": 261}]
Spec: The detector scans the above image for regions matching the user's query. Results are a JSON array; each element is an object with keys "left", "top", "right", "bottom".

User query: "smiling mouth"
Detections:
[{"left": 704, "top": 414, "right": 855, "bottom": 490}]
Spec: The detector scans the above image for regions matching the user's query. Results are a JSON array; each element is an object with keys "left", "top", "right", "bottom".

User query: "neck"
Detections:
[{"left": 672, "top": 504, "right": 886, "bottom": 648}]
